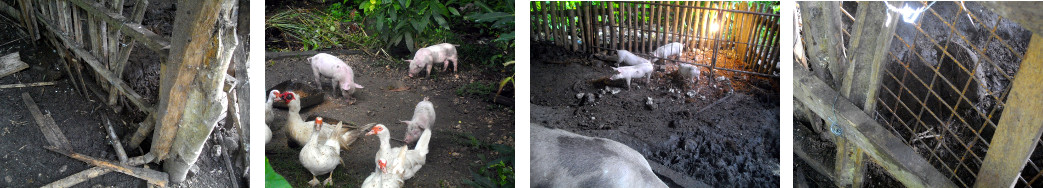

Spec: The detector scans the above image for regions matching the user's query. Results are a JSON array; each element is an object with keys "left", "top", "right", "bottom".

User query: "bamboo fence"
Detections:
[{"left": 531, "top": 1, "right": 781, "bottom": 77}]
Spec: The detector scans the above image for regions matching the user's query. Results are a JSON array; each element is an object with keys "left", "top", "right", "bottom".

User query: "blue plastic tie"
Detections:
[{"left": 829, "top": 94, "right": 842, "bottom": 136}]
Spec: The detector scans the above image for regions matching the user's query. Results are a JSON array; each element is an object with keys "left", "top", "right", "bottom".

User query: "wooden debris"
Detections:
[
  {"left": 21, "top": 92, "right": 72, "bottom": 150},
  {"left": 44, "top": 146, "right": 168, "bottom": 187},
  {"left": 0, "top": 81, "right": 56, "bottom": 89},
  {"left": 0, "top": 52, "right": 28, "bottom": 78},
  {"left": 105, "top": 117, "right": 129, "bottom": 163}
]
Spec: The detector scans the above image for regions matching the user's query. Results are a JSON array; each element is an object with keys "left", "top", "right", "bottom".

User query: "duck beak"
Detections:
[
  {"left": 366, "top": 126, "right": 378, "bottom": 136},
  {"left": 378, "top": 159, "right": 387, "bottom": 173}
]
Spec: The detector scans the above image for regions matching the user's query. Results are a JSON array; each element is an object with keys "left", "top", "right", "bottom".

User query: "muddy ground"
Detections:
[
  {"left": 0, "top": 1, "right": 248, "bottom": 187},
  {"left": 264, "top": 52, "right": 515, "bottom": 187},
  {"left": 530, "top": 43, "right": 781, "bottom": 187}
]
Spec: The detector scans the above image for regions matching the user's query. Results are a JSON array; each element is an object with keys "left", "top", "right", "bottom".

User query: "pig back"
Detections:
[{"left": 530, "top": 125, "right": 667, "bottom": 188}]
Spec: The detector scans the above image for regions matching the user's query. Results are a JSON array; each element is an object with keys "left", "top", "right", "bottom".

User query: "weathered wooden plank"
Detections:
[
  {"left": 834, "top": 3, "right": 900, "bottom": 187},
  {"left": 42, "top": 154, "right": 152, "bottom": 188},
  {"left": 21, "top": 92, "right": 73, "bottom": 150},
  {"left": 979, "top": 2, "right": 1043, "bottom": 35},
  {"left": 842, "top": 1, "right": 899, "bottom": 113},
  {"left": 32, "top": 10, "right": 153, "bottom": 113},
  {"left": 798, "top": 1, "right": 848, "bottom": 88},
  {"left": 974, "top": 33, "right": 1043, "bottom": 188},
  {"left": 45, "top": 146, "right": 168, "bottom": 187},
  {"left": 126, "top": 115, "right": 153, "bottom": 149},
  {"left": 0, "top": 81, "right": 56, "bottom": 89},
  {"left": 67, "top": 0, "right": 169, "bottom": 56},
  {"left": 107, "top": 0, "right": 149, "bottom": 106},
  {"left": 794, "top": 67, "right": 956, "bottom": 188},
  {"left": 834, "top": 137, "right": 866, "bottom": 187},
  {"left": 794, "top": 136, "right": 838, "bottom": 182},
  {"left": 0, "top": 52, "right": 28, "bottom": 78}
]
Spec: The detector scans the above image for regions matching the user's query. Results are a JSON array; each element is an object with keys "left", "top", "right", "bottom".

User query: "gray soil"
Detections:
[
  {"left": 0, "top": 1, "right": 247, "bottom": 187},
  {"left": 264, "top": 53, "right": 515, "bottom": 187},
  {"left": 530, "top": 42, "right": 781, "bottom": 187}
]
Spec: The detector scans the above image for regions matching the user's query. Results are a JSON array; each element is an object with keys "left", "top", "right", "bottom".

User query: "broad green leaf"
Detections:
[
  {"left": 448, "top": 7, "right": 460, "bottom": 16},
  {"left": 391, "top": 34, "right": 403, "bottom": 46},
  {"left": 410, "top": 20, "right": 423, "bottom": 33},
  {"left": 405, "top": 33, "right": 415, "bottom": 51},
  {"left": 265, "top": 158, "right": 291, "bottom": 188},
  {"left": 433, "top": 14, "right": 447, "bottom": 28}
]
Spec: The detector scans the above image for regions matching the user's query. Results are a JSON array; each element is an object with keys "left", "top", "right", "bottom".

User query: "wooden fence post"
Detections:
[
  {"left": 798, "top": 1, "right": 847, "bottom": 87},
  {"left": 974, "top": 33, "right": 1043, "bottom": 188},
  {"left": 833, "top": 2, "right": 900, "bottom": 187},
  {"left": 150, "top": 0, "right": 238, "bottom": 183}
]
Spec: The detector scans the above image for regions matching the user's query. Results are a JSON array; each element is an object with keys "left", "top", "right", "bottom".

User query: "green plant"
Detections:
[
  {"left": 494, "top": 61, "right": 514, "bottom": 101},
  {"left": 464, "top": 143, "right": 515, "bottom": 188},
  {"left": 266, "top": 9, "right": 377, "bottom": 51},
  {"left": 456, "top": 82, "right": 495, "bottom": 97},
  {"left": 465, "top": 2, "right": 514, "bottom": 44},
  {"left": 265, "top": 158, "right": 292, "bottom": 187},
  {"left": 358, "top": 0, "right": 461, "bottom": 51}
]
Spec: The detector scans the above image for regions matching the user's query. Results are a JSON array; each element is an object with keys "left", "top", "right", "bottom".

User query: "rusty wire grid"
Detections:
[{"left": 837, "top": 1, "right": 1043, "bottom": 187}]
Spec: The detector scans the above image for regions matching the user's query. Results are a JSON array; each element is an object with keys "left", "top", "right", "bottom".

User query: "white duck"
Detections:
[
  {"left": 365, "top": 124, "right": 432, "bottom": 180},
  {"left": 263, "top": 90, "right": 281, "bottom": 144},
  {"left": 282, "top": 92, "right": 315, "bottom": 146},
  {"left": 360, "top": 155, "right": 405, "bottom": 188},
  {"left": 285, "top": 91, "right": 374, "bottom": 153},
  {"left": 299, "top": 117, "right": 341, "bottom": 186}
]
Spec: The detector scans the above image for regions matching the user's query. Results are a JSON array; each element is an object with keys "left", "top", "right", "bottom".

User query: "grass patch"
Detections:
[
  {"left": 266, "top": 9, "right": 378, "bottom": 51},
  {"left": 456, "top": 82, "right": 495, "bottom": 97},
  {"left": 448, "top": 132, "right": 515, "bottom": 188}
]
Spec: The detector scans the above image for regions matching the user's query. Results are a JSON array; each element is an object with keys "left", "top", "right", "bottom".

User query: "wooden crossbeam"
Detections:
[
  {"left": 794, "top": 67, "right": 956, "bottom": 188},
  {"left": 67, "top": 0, "right": 170, "bottom": 56},
  {"left": 21, "top": 93, "right": 72, "bottom": 150},
  {"left": 974, "top": 34, "right": 1043, "bottom": 188},
  {"left": 45, "top": 146, "right": 168, "bottom": 187}
]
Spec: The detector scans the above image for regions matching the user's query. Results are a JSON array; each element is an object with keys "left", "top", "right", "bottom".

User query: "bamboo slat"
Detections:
[{"left": 529, "top": 1, "right": 780, "bottom": 76}]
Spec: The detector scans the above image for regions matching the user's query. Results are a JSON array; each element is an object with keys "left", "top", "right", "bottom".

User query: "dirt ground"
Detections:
[
  {"left": 0, "top": 1, "right": 247, "bottom": 187},
  {"left": 264, "top": 52, "right": 515, "bottom": 187},
  {"left": 530, "top": 42, "right": 781, "bottom": 187}
]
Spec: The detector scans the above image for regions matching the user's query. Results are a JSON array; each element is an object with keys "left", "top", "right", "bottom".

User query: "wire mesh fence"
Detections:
[
  {"left": 530, "top": 1, "right": 781, "bottom": 77},
  {"left": 839, "top": 1, "right": 1043, "bottom": 187}
]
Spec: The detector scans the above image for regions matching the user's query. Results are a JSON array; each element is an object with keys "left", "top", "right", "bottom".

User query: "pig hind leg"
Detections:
[
  {"left": 312, "top": 66, "right": 323, "bottom": 90},
  {"left": 425, "top": 63, "right": 433, "bottom": 77},
  {"left": 448, "top": 54, "right": 458, "bottom": 72}
]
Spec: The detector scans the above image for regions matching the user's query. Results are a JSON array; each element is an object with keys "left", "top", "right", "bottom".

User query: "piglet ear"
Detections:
[{"left": 354, "top": 83, "right": 364, "bottom": 88}]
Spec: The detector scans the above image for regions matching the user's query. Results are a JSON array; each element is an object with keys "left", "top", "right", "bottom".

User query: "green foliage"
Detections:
[
  {"left": 448, "top": 131, "right": 515, "bottom": 188},
  {"left": 456, "top": 82, "right": 495, "bottom": 97},
  {"left": 265, "top": 158, "right": 292, "bottom": 188},
  {"left": 464, "top": 143, "right": 516, "bottom": 188},
  {"left": 266, "top": 9, "right": 377, "bottom": 51},
  {"left": 494, "top": 61, "right": 514, "bottom": 101},
  {"left": 357, "top": 0, "right": 461, "bottom": 51},
  {"left": 465, "top": 1, "right": 514, "bottom": 44}
]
